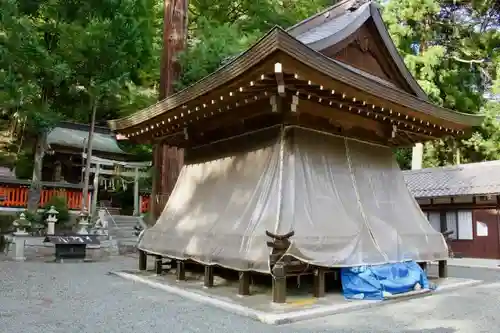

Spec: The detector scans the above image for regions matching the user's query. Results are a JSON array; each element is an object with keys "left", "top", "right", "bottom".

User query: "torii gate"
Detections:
[{"left": 82, "top": 153, "right": 151, "bottom": 216}]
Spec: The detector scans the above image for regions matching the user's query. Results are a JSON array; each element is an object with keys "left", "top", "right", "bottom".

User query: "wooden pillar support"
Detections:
[
  {"left": 313, "top": 268, "right": 326, "bottom": 298},
  {"left": 418, "top": 262, "right": 428, "bottom": 273},
  {"left": 266, "top": 229, "right": 295, "bottom": 304},
  {"left": 438, "top": 260, "right": 448, "bottom": 278},
  {"left": 204, "top": 266, "right": 214, "bottom": 288},
  {"left": 238, "top": 272, "right": 250, "bottom": 296},
  {"left": 138, "top": 250, "right": 147, "bottom": 271},
  {"left": 155, "top": 255, "right": 163, "bottom": 275},
  {"left": 272, "top": 262, "right": 287, "bottom": 303},
  {"left": 176, "top": 260, "right": 186, "bottom": 281}
]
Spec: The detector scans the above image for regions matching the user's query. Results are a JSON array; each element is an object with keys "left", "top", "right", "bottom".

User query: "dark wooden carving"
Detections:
[{"left": 321, "top": 25, "right": 414, "bottom": 94}]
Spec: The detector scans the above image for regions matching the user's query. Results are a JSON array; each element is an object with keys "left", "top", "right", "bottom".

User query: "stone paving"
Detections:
[{"left": 0, "top": 256, "right": 499, "bottom": 333}]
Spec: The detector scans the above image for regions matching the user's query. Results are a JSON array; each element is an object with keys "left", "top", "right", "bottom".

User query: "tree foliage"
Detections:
[
  {"left": 1, "top": 0, "right": 160, "bottom": 139},
  {"left": 177, "top": 0, "right": 332, "bottom": 89},
  {"left": 382, "top": 0, "right": 500, "bottom": 168},
  {"left": 1, "top": 0, "right": 499, "bottom": 173}
]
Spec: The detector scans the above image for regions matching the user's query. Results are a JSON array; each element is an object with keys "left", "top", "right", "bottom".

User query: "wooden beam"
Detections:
[
  {"left": 122, "top": 56, "right": 280, "bottom": 139},
  {"left": 276, "top": 53, "right": 466, "bottom": 132},
  {"left": 151, "top": 92, "right": 272, "bottom": 141},
  {"left": 285, "top": 112, "right": 396, "bottom": 147},
  {"left": 86, "top": 168, "right": 148, "bottom": 177},
  {"left": 238, "top": 272, "right": 250, "bottom": 296},
  {"left": 297, "top": 98, "right": 388, "bottom": 136},
  {"left": 138, "top": 250, "right": 147, "bottom": 270},
  {"left": 289, "top": 85, "right": 442, "bottom": 139},
  {"left": 186, "top": 113, "right": 282, "bottom": 150},
  {"left": 274, "top": 62, "right": 286, "bottom": 96},
  {"left": 204, "top": 266, "right": 214, "bottom": 287}
]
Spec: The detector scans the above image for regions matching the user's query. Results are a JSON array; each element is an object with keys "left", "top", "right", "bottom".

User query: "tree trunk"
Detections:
[
  {"left": 151, "top": 0, "right": 188, "bottom": 221},
  {"left": 82, "top": 97, "right": 98, "bottom": 212},
  {"left": 27, "top": 131, "right": 47, "bottom": 213}
]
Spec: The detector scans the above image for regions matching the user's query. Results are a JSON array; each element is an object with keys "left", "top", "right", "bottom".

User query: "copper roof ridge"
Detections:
[{"left": 287, "top": 0, "right": 364, "bottom": 37}]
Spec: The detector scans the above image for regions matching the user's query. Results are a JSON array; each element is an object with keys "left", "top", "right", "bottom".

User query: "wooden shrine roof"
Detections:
[
  {"left": 286, "top": 0, "right": 428, "bottom": 99},
  {"left": 109, "top": 26, "right": 482, "bottom": 143}
]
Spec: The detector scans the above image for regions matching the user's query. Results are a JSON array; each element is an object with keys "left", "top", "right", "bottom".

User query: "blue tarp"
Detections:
[{"left": 341, "top": 261, "right": 432, "bottom": 300}]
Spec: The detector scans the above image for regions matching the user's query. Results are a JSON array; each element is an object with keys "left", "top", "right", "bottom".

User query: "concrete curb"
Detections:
[
  {"left": 431, "top": 262, "right": 500, "bottom": 271},
  {"left": 110, "top": 271, "right": 482, "bottom": 325},
  {"left": 451, "top": 264, "right": 500, "bottom": 270}
]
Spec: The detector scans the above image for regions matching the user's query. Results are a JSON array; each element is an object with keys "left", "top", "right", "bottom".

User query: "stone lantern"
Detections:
[
  {"left": 12, "top": 213, "right": 31, "bottom": 261},
  {"left": 77, "top": 209, "right": 90, "bottom": 235},
  {"left": 13, "top": 213, "right": 30, "bottom": 235},
  {"left": 46, "top": 206, "right": 59, "bottom": 235}
]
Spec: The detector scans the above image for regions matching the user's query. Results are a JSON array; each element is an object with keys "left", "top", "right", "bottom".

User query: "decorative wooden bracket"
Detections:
[
  {"left": 266, "top": 229, "right": 295, "bottom": 303},
  {"left": 274, "top": 62, "right": 286, "bottom": 96}
]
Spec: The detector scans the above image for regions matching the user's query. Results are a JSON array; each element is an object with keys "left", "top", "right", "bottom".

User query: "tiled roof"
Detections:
[
  {"left": 47, "top": 126, "right": 126, "bottom": 155},
  {"left": 403, "top": 161, "right": 500, "bottom": 198}
]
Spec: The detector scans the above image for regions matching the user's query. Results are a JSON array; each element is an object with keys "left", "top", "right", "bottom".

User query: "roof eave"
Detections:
[
  {"left": 110, "top": 28, "right": 483, "bottom": 131},
  {"left": 109, "top": 28, "right": 282, "bottom": 131}
]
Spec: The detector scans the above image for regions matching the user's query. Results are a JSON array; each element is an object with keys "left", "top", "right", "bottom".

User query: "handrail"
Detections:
[
  {"left": 137, "top": 215, "right": 148, "bottom": 230},
  {"left": 99, "top": 207, "right": 119, "bottom": 228}
]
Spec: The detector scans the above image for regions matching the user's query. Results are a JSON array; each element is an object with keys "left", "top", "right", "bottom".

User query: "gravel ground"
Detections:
[{"left": 0, "top": 256, "right": 498, "bottom": 333}]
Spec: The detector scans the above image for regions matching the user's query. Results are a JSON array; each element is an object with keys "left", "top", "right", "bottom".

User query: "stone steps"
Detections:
[{"left": 106, "top": 215, "right": 144, "bottom": 254}]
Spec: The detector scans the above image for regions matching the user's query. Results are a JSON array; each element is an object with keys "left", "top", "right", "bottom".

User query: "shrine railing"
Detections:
[{"left": 0, "top": 178, "right": 91, "bottom": 211}]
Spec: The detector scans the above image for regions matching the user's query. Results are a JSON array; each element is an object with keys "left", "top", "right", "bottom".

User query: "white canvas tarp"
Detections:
[{"left": 139, "top": 127, "right": 448, "bottom": 272}]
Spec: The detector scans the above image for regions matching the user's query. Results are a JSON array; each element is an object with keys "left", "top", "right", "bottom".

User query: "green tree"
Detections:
[
  {"left": 382, "top": 0, "right": 500, "bottom": 168},
  {"left": 177, "top": 0, "right": 332, "bottom": 89},
  {"left": 1, "top": 0, "right": 160, "bottom": 209}
]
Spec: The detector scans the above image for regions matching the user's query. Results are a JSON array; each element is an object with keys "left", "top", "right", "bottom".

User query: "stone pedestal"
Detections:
[
  {"left": 46, "top": 206, "right": 59, "bottom": 236},
  {"left": 47, "top": 221, "right": 55, "bottom": 235},
  {"left": 13, "top": 231, "right": 28, "bottom": 261}
]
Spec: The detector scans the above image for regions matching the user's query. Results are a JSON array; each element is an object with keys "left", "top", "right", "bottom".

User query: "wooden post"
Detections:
[
  {"left": 176, "top": 260, "right": 185, "bottom": 281},
  {"left": 438, "top": 260, "right": 448, "bottom": 278},
  {"left": 133, "top": 167, "right": 140, "bottom": 216},
  {"left": 266, "top": 229, "right": 295, "bottom": 304},
  {"left": 204, "top": 266, "right": 214, "bottom": 288},
  {"left": 91, "top": 163, "right": 100, "bottom": 217},
  {"left": 418, "top": 262, "right": 428, "bottom": 273},
  {"left": 238, "top": 272, "right": 250, "bottom": 296},
  {"left": 272, "top": 262, "right": 287, "bottom": 303},
  {"left": 155, "top": 255, "right": 163, "bottom": 275},
  {"left": 313, "top": 268, "right": 326, "bottom": 298},
  {"left": 138, "top": 250, "right": 147, "bottom": 271}
]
